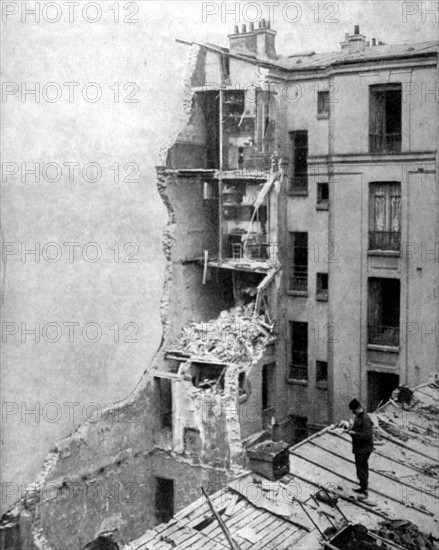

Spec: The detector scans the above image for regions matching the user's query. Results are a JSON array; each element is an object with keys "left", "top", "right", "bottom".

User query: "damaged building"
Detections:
[{"left": 1, "top": 21, "right": 438, "bottom": 550}]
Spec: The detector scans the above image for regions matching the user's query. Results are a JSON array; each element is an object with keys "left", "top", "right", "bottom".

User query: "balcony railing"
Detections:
[
  {"left": 370, "top": 133, "right": 401, "bottom": 153},
  {"left": 289, "top": 265, "right": 308, "bottom": 292},
  {"left": 289, "top": 175, "right": 308, "bottom": 195},
  {"left": 229, "top": 243, "right": 271, "bottom": 262},
  {"left": 368, "top": 325, "right": 400, "bottom": 347},
  {"left": 369, "top": 231, "right": 401, "bottom": 252},
  {"left": 289, "top": 360, "right": 308, "bottom": 381}
]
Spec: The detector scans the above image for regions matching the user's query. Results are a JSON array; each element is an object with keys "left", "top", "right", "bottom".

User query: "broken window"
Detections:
[
  {"left": 368, "top": 371, "right": 400, "bottom": 411},
  {"left": 289, "top": 321, "right": 308, "bottom": 380},
  {"left": 317, "top": 91, "right": 329, "bottom": 117},
  {"left": 289, "top": 232, "right": 308, "bottom": 292},
  {"left": 316, "top": 273, "right": 328, "bottom": 301},
  {"left": 316, "top": 361, "right": 328, "bottom": 383},
  {"left": 369, "top": 84, "right": 401, "bottom": 153},
  {"left": 317, "top": 181, "right": 329, "bottom": 208},
  {"left": 369, "top": 182, "right": 401, "bottom": 251},
  {"left": 289, "top": 131, "right": 308, "bottom": 195},
  {"left": 154, "top": 378, "right": 173, "bottom": 431},
  {"left": 368, "top": 278, "right": 400, "bottom": 347},
  {"left": 155, "top": 477, "right": 174, "bottom": 524}
]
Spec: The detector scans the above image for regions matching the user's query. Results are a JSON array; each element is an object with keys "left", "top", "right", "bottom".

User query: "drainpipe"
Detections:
[{"left": 218, "top": 87, "right": 224, "bottom": 263}]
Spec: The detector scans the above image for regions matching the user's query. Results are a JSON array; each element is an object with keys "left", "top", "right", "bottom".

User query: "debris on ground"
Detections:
[
  {"left": 175, "top": 302, "right": 275, "bottom": 367},
  {"left": 373, "top": 519, "right": 439, "bottom": 550}
]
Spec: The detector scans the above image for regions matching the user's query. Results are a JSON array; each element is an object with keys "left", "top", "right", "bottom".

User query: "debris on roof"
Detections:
[{"left": 125, "top": 382, "right": 439, "bottom": 549}]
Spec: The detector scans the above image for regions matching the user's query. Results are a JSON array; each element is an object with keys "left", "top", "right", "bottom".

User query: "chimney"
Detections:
[
  {"left": 228, "top": 20, "right": 277, "bottom": 59},
  {"left": 340, "top": 25, "right": 367, "bottom": 54},
  {"left": 372, "top": 38, "right": 376, "bottom": 46}
]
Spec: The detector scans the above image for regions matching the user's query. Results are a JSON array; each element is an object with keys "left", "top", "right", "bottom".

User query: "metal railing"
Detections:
[
  {"left": 289, "top": 265, "right": 308, "bottom": 291},
  {"left": 369, "top": 231, "right": 401, "bottom": 251},
  {"left": 289, "top": 361, "right": 308, "bottom": 381},
  {"left": 370, "top": 133, "right": 401, "bottom": 153},
  {"left": 368, "top": 325, "right": 400, "bottom": 347}
]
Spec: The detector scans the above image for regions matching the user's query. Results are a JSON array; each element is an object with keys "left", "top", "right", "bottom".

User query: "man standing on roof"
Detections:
[{"left": 348, "top": 398, "right": 374, "bottom": 499}]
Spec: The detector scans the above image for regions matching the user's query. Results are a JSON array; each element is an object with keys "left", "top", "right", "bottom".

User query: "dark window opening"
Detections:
[
  {"left": 317, "top": 91, "right": 330, "bottom": 116},
  {"left": 369, "top": 182, "right": 401, "bottom": 252},
  {"left": 289, "top": 131, "right": 308, "bottom": 194},
  {"left": 369, "top": 84, "right": 401, "bottom": 153},
  {"left": 198, "top": 91, "right": 220, "bottom": 168},
  {"left": 289, "top": 321, "right": 308, "bottom": 380},
  {"left": 317, "top": 182, "right": 329, "bottom": 208},
  {"left": 183, "top": 362, "right": 225, "bottom": 390},
  {"left": 289, "top": 415, "right": 308, "bottom": 444},
  {"left": 262, "top": 363, "right": 276, "bottom": 428},
  {"left": 316, "top": 361, "right": 328, "bottom": 383},
  {"left": 155, "top": 378, "right": 172, "bottom": 431},
  {"left": 83, "top": 537, "right": 119, "bottom": 550},
  {"left": 368, "top": 278, "right": 400, "bottom": 347},
  {"left": 289, "top": 232, "right": 308, "bottom": 292},
  {"left": 316, "top": 273, "right": 328, "bottom": 301},
  {"left": 368, "top": 372, "right": 400, "bottom": 412},
  {"left": 155, "top": 477, "right": 174, "bottom": 524},
  {"left": 183, "top": 427, "right": 202, "bottom": 455}
]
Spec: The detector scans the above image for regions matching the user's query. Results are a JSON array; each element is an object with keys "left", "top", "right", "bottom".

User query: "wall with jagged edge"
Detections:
[{"left": 0, "top": 44, "right": 240, "bottom": 550}]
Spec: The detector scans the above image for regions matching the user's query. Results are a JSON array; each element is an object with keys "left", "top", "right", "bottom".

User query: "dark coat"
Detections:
[{"left": 351, "top": 411, "right": 374, "bottom": 454}]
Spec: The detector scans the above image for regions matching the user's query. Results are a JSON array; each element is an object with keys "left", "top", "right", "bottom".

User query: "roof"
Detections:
[
  {"left": 124, "top": 382, "right": 439, "bottom": 550},
  {"left": 275, "top": 41, "right": 438, "bottom": 71},
  {"left": 186, "top": 39, "right": 438, "bottom": 73}
]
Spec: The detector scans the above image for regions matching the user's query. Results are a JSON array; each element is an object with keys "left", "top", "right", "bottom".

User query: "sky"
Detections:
[{"left": 0, "top": 0, "right": 437, "bottom": 511}]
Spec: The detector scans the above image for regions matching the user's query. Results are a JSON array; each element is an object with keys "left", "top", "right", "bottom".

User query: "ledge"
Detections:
[
  {"left": 367, "top": 344, "right": 400, "bottom": 353},
  {"left": 287, "top": 379, "right": 308, "bottom": 386},
  {"left": 316, "top": 202, "right": 329, "bottom": 211},
  {"left": 367, "top": 250, "right": 400, "bottom": 257},
  {"left": 287, "top": 290, "right": 308, "bottom": 297},
  {"left": 317, "top": 112, "right": 329, "bottom": 120}
]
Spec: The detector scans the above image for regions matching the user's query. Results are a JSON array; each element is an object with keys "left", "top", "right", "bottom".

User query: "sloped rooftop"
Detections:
[
  {"left": 124, "top": 381, "right": 439, "bottom": 550},
  {"left": 185, "top": 38, "right": 438, "bottom": 73}
]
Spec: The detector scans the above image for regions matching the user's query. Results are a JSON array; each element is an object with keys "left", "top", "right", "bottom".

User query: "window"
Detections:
[
  {"left": 316, "top": 361, "right": 328, "bottom": 383},
  {"left": 289, "top": 232, "right": 308, "bottom": 292},
  {"left": 317, "top": 182, "right": 329, "bottom": 209},
  {"left": 369, "top": 183, "right": 401, "bottom": 252},
  {"left": 367, "top": 372, "right": 399, "bottom": 411},
  {"left": 289, "top": 415, "right": 308, "bottom": 444},
  {"left": 368, "top": 278, "right": 400, "bottom": 347},
  {"left": 155, "top": 378, "right": 172, "bottom": 431},
  {"left": 317, "top": 91, "right": 330, "bottom": 117},
  {"left": 155, "top": 477, "right": 174, "bottom": 524},
  {"left": 289, "top": 321, "right": 308, "bottom": 380},
  {"left": 369, "top": 84, "right": 401, "bottom": 153},
  {"left": 316, "top": 273, "right": 328, "bottom": 301},
  {"left": 289, "top": 131, "right": 308, "bottom": 194}
]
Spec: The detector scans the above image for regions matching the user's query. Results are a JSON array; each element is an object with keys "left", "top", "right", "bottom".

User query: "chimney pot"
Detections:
[
  {"left": 366, "top": 40, "right": 370, "bottom": 47},
  {"left": 261, "top": 18, "right": 266, "bottom": 28},
  {"left": 258, "top": 20, "right": 262, "bottom": 29},
  {"left": 345, "top": 32, "right": 350, "bottom": 40},
  {"left": 241, "top": 23, "right": 246, "bottom": 33},
  {"left": 234, "top": 25, "right": 239, "bottom": 35},
  {"left": 372, "top": 38, "right": 376, "bottom": 46},
  {"left": 249, "top": 22, "right": 254, "bottom": 31},
  {"left": 378, "top": 40, "right": 384, "bottom": 45},
  {"left": 267, "top": 20, "right": 271, "bottom": 29},
  {"left": 354, "top": 25, "right": 360, "bottom": 35}
]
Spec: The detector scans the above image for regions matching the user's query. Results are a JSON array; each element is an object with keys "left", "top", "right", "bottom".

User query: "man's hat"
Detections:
[{"left": 349, "top": 398, "right": 361, "bottom": 410}]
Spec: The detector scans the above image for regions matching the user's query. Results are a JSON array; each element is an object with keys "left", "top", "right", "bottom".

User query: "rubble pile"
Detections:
[
  {"left": 374, "top": 519, "right": 439, "bottom": 550},
  {"left": 176, "top": 302, "right": 275, "bottom": 367}
]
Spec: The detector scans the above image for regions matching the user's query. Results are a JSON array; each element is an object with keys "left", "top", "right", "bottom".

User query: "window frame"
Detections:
[
  {"left": 369, "top": 84, "right": 402, "bottom": 154},
  {"left": 289, "top": 130, "right": 309, "bottom": 196},
  {"left": 317, "top": 91, "right": 330, "bottom": 119},
  {"left": 288, "top": 321, "right": 308, "bottom": 382},
  {"left": 368, "top": 182, "right": 401, "bottom": 253},
  {"left": 288, "top": 232, "right": 308, "bottom": 294},
  {"left": 316, "top": 272, "right": 328, "bottom": 301},
  {"left": 316, "top": 181, "right": 329, "bottom": 210}
]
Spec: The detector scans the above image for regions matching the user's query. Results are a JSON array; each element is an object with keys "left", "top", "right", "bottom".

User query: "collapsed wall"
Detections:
[{"left": 0, "top": 44, "right": 281, "bottom": 549}]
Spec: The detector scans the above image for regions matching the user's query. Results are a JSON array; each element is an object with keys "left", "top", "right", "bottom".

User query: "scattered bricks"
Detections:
[{"left": 374, "top": 519, "right": 439, "bottom": 550}]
